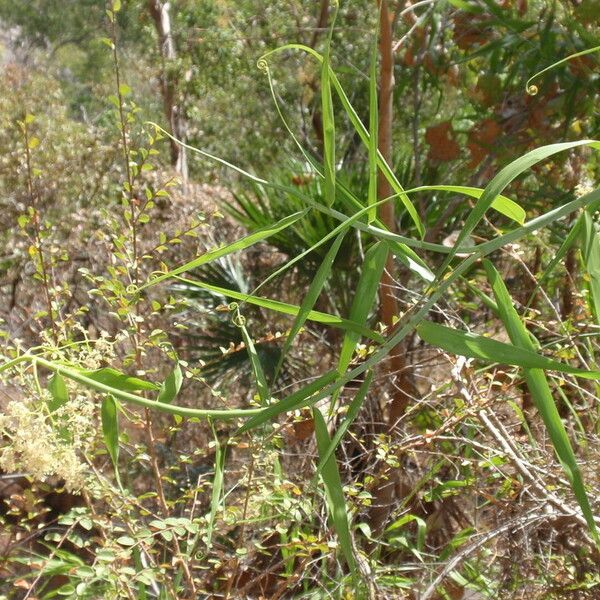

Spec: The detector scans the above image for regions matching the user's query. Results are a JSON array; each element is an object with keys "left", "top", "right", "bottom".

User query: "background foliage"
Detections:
[{"left": 1, "top": 1, "right": 600, "bottom": 599}]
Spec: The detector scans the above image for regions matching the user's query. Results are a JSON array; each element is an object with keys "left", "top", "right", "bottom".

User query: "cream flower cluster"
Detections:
[
  {"left": 575, "top": 177, "right": 594, "bottom": 197},
  {"left": 0, "top": 392, "right": 96, "bottom": 491}
]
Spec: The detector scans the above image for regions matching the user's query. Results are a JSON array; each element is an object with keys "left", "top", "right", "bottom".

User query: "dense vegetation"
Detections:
[{"left": 2, "top": 1, "right": 600, "bottom": 598}]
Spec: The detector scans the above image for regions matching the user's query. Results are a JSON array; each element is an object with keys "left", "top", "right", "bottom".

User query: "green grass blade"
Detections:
[
  {"left": 484, "top": 260, "right": 598, "bottom": 542},
  {"left": 526, "top": 369, "right": 598, "bottom": 540},
  {"left": 275, "top": 230, "right": 347, "bottom": 380},
  {"left": 386, "top": 240, "right": 434, "bottom": 282},
  {"left": 139, "top": 209, "right": 309, "bottom": 291},
  {"left": 237, "top": 310, "right": 270, "bottom": 405},
  {"left": 316, "top": 370, "right": 373, "bottom": 476},
  {"left": 256, "top": 44, "right": 423, "bottom": 236},
  {"left": 101, "top": 395, "right": 121, "bottom": 488},
  {"left": 582, "top": 211, "right": 600, "bottom": 326},
  {"left": 408, "top": 184, "right": 525, "bottom": 224},
  {"left": 475, "top": 186, "right": 600, "bottom": 257},
  {"left": 489, "top": 195, "right": 525, "bottom": 223},
  {"left": 327, "top": 65, "right": 422, "bottom": 236},
  {"left": 337, "top": 241, "right": 388, "bottom": 374},
  {"left": 440, "top": 141, "right": 600, "bottom": 271},
  {"left": 206, "top": 420, "right": 225, "bottom": 549},
  {"left": 174, "top": 276, "right": 384, "bottom": 342},
  {"left": 484, "top": 259, "right": 544, "bottom": 349},
  {"left": 233, "top": 187, "right": 600, "bottom": 433},
  {"left": 313, "top": 406, "right": 356, "bottom": 572},
  {"left": 461, "top": 276, "right": 499, "bottom": 313},
  {"left": 535, "top": 214, "right": 583, "bottom": 291},
  {"left": 151, "top": 122, "right": 600, "bottom": 259},
  {"left": 368, "top": 39, "right": 378, "bottom": 224},
  {"left": 236, "top": 370, "right": 338, "bottom": 435},
  {"left": 417, "top": 320, "right": 600, "bottom": 379},
  {"left": 157, "top": 362, "right": 183, "bottom": 404},
  {"left": 320, "top": 3, "right": 337, "bottom": 208}
]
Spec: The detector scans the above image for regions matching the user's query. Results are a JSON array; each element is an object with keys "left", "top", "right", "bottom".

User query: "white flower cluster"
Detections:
[
  {"left": 0, "top": 393, "right": 96, "bottom": 491},
  {"left": 41, "top": 327, "right": 118, "bottom": 371},
  {"left": 80, "top": 330, "right": 116, "bottom": 370},
  {"left": 575, "top": 177, "right": 594, "bottom": 197}
]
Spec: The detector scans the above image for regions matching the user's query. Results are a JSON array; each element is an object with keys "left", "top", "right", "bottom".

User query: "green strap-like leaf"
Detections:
[
  {"left": 409, "top": 184, "right": 525, "bottom": 224},
  {"left": 386, "top": 240, "right": 434, "bottom": 282},
  {"left": 337, "top": 241, "right": 388, "bottom": 374},
  {"left": 101, "top": 395, "right": 121, "bottom": 488},
  {"left": 367, "top": 38, "right": 378, "bottom": 224},
  {"left": 237, "top": 370, "right": 338, "bottom": 435},
  {"left": 139, "top": 209, "right": 309, "bottom": 291},
  {"left": 174, "top": 276, "right": 384, "bottom": 342},
  {"left": 326, "top": 57, "right": 423, "bottom": 237},
  {"left": 313, "top": 406, "right": 356, "bottom": 572},
  {"left": 582, "top": 212, "right": 600, "bottom": 326},
  {"left": 206, "top": 420, "right": 225, "bottom": 549},
  {"left": 237, "top": 311, "right": 270, "bottom": 405},
  {"left": 440, "top": 140, "right": 600, "bottom": 271},
  {"left": 320, "top": 3, "right": 337, "bottom": 208},
  {"left": 316, "top": 371, "right": 373, "bottom": 476},
  {"left": 275, "top": 231, "right": 348, "bottom": 379},
  {"left": 417, "top": 320, "right": 600, "bottom": 379},
  {"left": 484, "top": 260, "right": 598, "bottom": 543}
]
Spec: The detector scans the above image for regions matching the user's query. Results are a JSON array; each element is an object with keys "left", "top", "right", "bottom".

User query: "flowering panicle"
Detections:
[{"left": 0, "top": 391, "right": 96, "bottom": 491}]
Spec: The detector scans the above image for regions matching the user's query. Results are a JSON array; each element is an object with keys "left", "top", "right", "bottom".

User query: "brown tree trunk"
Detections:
[
  {"left": 367, "top": 0, "right": 416, "bottom": 539},
  {"left": 148, "top": 0, "right": 188, "bottom": 187},
  {"left": 376, "top": 0, "right": 413, "bottom": 426},
  {"left": 310, "top": 0, "right": 331, "bottom": 50}
]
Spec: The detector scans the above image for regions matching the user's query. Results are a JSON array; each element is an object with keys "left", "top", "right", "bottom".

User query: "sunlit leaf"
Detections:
[{"left": 101, "top": 395, "right": 121, "bottom": 488}]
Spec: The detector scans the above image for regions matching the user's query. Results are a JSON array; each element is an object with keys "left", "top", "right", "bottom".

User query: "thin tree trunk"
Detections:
[
  {"left": 376, "top": 0, "right": 413, "bottom": 427},
  {"left": 368, "top": 0, "right": 415, "bottom": 539},
  {"left": 310, "top": 0, "right": 331, "bottom": 49},
  {"left": 148, "top": 0, "right": 188, "bottom": 187}
]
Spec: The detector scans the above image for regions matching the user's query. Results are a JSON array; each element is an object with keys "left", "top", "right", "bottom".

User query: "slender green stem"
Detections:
[{"left": 2, "top": 354, "right": 261, "bottom": 419}]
